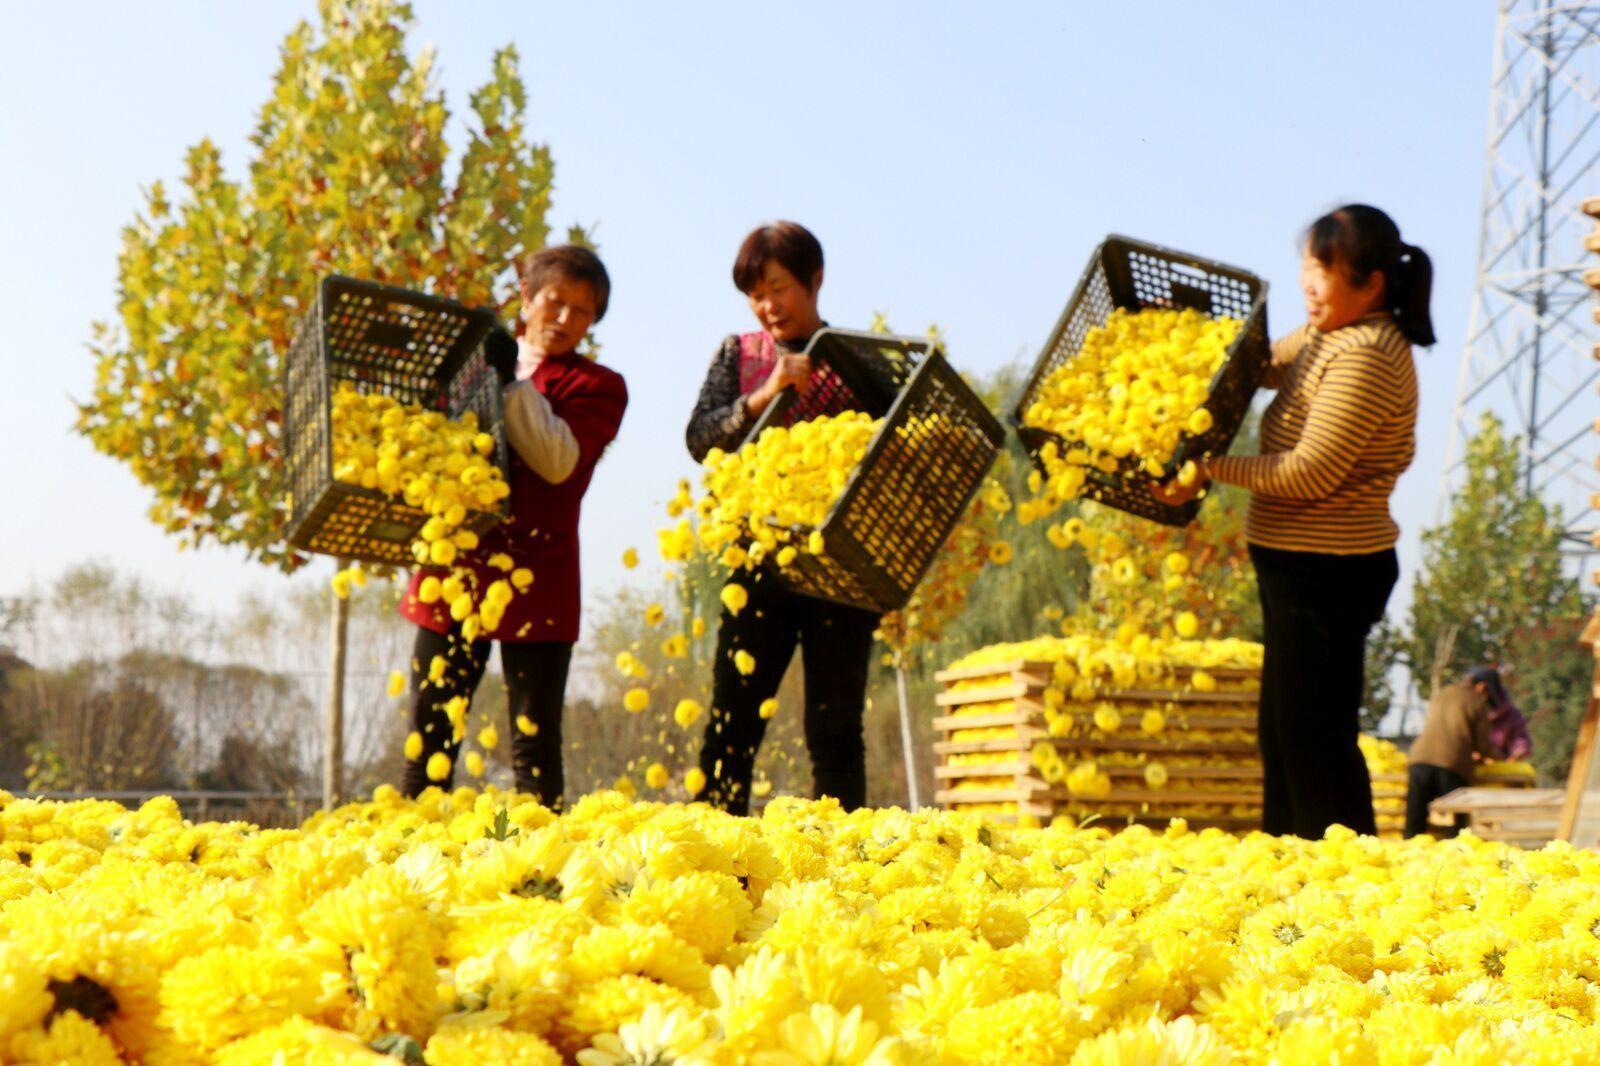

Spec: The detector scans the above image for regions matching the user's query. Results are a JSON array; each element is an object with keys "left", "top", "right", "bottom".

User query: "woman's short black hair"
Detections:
[
  {"left": 518, "top": 244, "right": 611, "bottom": 320},
  {"left": 732, "top": 221, "right": 824, "bottom": 294},
  {"left": 1305, "top": 204, "right": 1435, "bottom": 346}
]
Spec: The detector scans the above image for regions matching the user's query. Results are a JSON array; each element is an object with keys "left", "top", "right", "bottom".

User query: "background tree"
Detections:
[
  {"left": 74, "top": 0, "right": 574, "bottom": 800},
  {"left": 1395, "top": 412, "right": 1592, "bottom": 779},
  {"left": 77, "top": 0, "right": 561, "bottom": 563}
]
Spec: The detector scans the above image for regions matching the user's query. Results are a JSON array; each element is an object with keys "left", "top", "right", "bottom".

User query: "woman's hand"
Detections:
[
  {"left": 1152, "top": 459, "right": 1209, "bottom": 506},
  {"left": 747, "top": 352, "right": 813, "bottom": 415}
]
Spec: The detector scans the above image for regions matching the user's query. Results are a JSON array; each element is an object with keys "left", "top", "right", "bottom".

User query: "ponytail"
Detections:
[
  {"left": 1305, "top": 204, "right": 1436, "bottom": 347},
  {"left": 1389, "top": 242, "right": 1435, "bottom": 347}
]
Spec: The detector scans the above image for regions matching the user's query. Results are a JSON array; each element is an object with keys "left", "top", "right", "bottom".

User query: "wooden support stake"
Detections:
[{"left": 323, "top": 558, "right": 350, "bottom": 810}]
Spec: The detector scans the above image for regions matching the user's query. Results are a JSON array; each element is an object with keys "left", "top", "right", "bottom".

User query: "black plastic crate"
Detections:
[
  {"left": 740, "top": 329, "right": 1005, "bottom": 613},
  {"left": 283, "top": 276, "right": 510, "bottom": 567},
  {"left": 1012, "top": 235, "right": 1270, "bottom": 526}
]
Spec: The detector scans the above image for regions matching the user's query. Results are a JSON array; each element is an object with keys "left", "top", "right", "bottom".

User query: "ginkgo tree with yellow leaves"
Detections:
[
  {"left": 77, "top": 0, "right": 567, "bottom": 570},
  {"left": 75, "top": 0, "right": 577, "bottom": 804}
]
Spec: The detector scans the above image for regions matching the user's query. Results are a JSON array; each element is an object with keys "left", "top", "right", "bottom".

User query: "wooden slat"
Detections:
[
  {"left": 1101, "top": 688, "right": 1258, "bottom": 704},
  {"left": 934, "top": 737, "right": 1035, "bottom": 756},
  {"left": 934, "top": 661, "right": 1260, "bottom": 685},
  {"left": 1585, "top": 228, "right": 1600, "bottom": 253},
  {"left": 935, "top": 761, "right": 1033, "bottom": 780},
  {"left": 935, "top": 787, "right": 1040, "bottom": 804},
  {"left": 936, "top": 681, "right": 1037, "bottom": 706},
  {"left": 1431, "top": 787, "right": 1565, "bottom": 814},
  {"left": 934, "top": 660, "right": 1053, "bottom": 684},
  {"left": 1583, "top": 194, "right": 1600, "bottom": 218},
  {"left": 933, "top": 709, "right": 1037, "bottom": 732},
  {"left": 1033, "top": 787, "right": 1262, "bottom": 806},
  {"left": 1039, "top": 737, "right": 1259, "bottom": 755},
  {"left": 1101, "top": 764, "right": 1261, "bottom": 780}
]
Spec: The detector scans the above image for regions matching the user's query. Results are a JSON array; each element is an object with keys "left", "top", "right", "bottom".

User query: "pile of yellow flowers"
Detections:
[
  {"left": 663, "top": 412, "right": 879, "bottom": 572},
  {"left": 1019, "top": 307, "right": 1239, "bottom": 516},
  {"left": 328, "top": 385, "right": 524, "bottom": 640},
  {"left": 7, "top": 790, "right": 1600, "bottom": 1064},
  {"left": 939, "top": 631, "right": 1264, "bottom": 827}
]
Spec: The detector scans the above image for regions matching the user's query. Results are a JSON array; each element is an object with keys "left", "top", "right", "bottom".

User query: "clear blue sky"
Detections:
[{"left": 0, "top": 2, "right": 1497, "bottom": 633}]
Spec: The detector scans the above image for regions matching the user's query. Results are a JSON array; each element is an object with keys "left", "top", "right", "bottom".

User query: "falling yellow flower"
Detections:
[
  {"left": 624, "top": 687, "right": 651, "bottom": 713},
  {"left": 988, "top": 540, "right": 1014, "bottom": 565},
  {"left": 511, "top": 567, "right": 534, "bottom": 591},
  {"left": 733, "top": 650, "right": 756, "bottom": 676},
  {"left": 417, "top": 576, "right": 443, "bottom": 604},
  {"left": 425, "top": 751, "right": 451, "bottom": 782},
  {"left": 464, "top": 751, "right": 485, "bottom": 778},
  {"left": 477, "top": 724, "right": 499, "bottom": 751},
  {"left": 403, "top": 732, "right": 423, "bottom": 760},
  {"left": 1174, "top": 611, "right": 1200, "bottom": 639},
  {"left": 673, "top": 699, "right": 705, "bottom": 729},
  {"left": 622, "top": 547, "right": 640, "bottom": 569},
  {"left": 387, "top": 671, "right": 407, "bottom": 698},
  {"left": 684, "top": 768, "right": 707, "bottom": 796},
  {"left": 515, "top": 714, "right": 538, "bottom": 736},
  {"left": 1140, "top": 709, "right": 1166, "bottom": 736},
  {"left": 645, "top": 763, "right": 670, "bottom": 789},
  {"left": 1144, "top": 762, "right": 1169, "bottom": 788},
  {"left": 644, "top": 603, "right": 666, "bottom": 627},
  {"left": 428, "top": 656, "right": 448, "bottom": 684},
  {"left": 1164, "top": 552, "right": 1191, "bottom": 575},
  {"left": 720, "top": 583, "right": 749, "bottom": 617},
  {"left": 759, "top": 698, "right": 779, "bottom": 720}
]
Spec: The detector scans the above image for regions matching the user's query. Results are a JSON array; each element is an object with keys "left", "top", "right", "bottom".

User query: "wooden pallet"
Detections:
[
  {"left": 1431, "top": 787, "right": 1565, "bottom": 847},
  {"left": 932, "top": 657, "right": 1264, "bottom": 830}
]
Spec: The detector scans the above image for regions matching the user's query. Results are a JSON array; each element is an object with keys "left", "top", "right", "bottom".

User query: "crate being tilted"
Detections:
[
  {"left": 739, "top": 328, "right": 1005, "bottom": 614},
  {"left": 932, "top": 648, "right": 1264, "bottom": 831},
  {"left": 1012, "top": 235, "right": 1271, "bottom": 527},
  {"left": 283, "top": 276, "right": 510, "bottom": 567}
]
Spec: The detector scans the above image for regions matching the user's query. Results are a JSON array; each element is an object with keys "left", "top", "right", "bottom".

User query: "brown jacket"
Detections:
[{"left": 1409, "top": 681, "right": 1498, "bottom": 780}]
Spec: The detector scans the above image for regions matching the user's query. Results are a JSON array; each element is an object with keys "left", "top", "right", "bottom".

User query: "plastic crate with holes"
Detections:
[
  {"left": 1012, "top": 235, "right": 1271, "bottom": 526},
  {"left": 739, "top": 328, "right": 1005, "bottom": 614},
  {"left": 282, "top": 276, "right": 510, "bottom": 567}
]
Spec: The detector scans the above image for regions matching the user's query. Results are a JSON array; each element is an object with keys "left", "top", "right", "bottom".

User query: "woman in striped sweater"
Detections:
[{"left": 1160, "top": 204, "right": 1434, "bottom": 839}]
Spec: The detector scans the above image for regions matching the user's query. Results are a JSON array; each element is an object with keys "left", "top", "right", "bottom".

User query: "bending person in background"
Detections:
[
  {"left": 398, "top": 245, "right": 627, "bottom": 806},
  {"left": 684, "top": 221, "right": 880, "bottom": 815},
  {"left": 1404, "top": 667, "right": 1512, "bottom": 837},
  {"left": 1158, "top": 204, "right": 1433, "bottom": 838}
]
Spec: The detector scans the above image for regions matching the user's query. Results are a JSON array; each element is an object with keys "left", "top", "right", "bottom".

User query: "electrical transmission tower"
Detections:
[{"left": 1447, "top": 0, "right": 1600, "bottom": 560}]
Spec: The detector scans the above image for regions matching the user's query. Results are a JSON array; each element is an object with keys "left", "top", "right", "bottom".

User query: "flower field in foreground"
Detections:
[{"left": 4, "top": 790, "right": 1600, "bottom": 1064}]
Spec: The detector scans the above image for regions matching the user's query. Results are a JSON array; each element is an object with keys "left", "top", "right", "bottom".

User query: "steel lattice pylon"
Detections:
[{"left": 1446, "top": 0, "right": 1600, "bottom": 558}]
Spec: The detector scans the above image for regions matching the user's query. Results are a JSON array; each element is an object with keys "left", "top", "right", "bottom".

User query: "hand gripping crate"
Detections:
[
  {"left": 739, "top": 328, "right": 1006, "bottom": 614},
  {"left": 283, "top": 276, "right": 510, "bottom": 567},
  {"left": 1012, "top": 235, "right": 1271, "bottom": 526},
  {"left": 931, "top": 657, "right": 1264, "bottom": 831}
]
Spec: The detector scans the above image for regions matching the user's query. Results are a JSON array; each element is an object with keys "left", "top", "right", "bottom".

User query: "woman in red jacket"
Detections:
[{"left": 398, "top": 245, "right": 628, "bottom": 806}]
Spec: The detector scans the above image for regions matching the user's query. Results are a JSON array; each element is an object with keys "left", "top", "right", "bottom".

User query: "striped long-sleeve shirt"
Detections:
[{"left": 1207, "top": 312, "right": 1417, "bottom": 554}]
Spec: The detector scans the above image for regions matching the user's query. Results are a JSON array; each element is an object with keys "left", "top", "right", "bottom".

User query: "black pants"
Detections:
[
  {"left": 1405, "top": 763, "right": 1469, "bottom": 838},
  {"left": 400, "top": 625, "right": 572, "bottom": 806},
  {"left": 1250, "top": 544, "right": 1397, "bottom": 838},
  {"left": 699, "top": 573, "right": 879, "bottom": 815}
]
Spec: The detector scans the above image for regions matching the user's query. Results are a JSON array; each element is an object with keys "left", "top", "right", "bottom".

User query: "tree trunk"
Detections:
[
  {"left": 323, "top": 559, "right": 350, "bottom": 809},
  {"left": 896, "top": 663, "right": 921, "bottom": 812}
]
